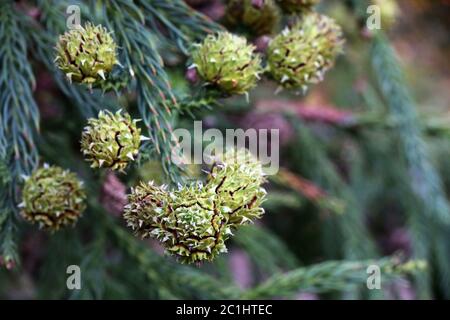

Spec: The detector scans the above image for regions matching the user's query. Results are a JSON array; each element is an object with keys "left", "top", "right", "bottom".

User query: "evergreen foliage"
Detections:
[{"left": 0, "top": 0, "right": 448, "bottom": 300}]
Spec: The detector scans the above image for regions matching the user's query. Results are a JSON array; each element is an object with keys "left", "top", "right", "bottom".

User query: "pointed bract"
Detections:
[
  {"left": 123, "top": 148, "right": 266, "bottom": 264},
  {"left": 191, "top": 32, "right": 263, "bottom": 95},
  {"left": 20, "top": 166, "right": 86, "bottom": 231},
  {"left": 55, "top": 23, "right": 118, "bottom": 86},
  {"left": 267, "top": 12, "right": 344, "bottom": 90},
  {"left": 80, "top": 110, "right": 141, "bottom": 172}
]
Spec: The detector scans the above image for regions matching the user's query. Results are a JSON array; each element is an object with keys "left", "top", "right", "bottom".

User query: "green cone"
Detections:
[
  {"left": 191, "top": 32, "right": 263, "bottom": 95},
  {"left": 124, "top": 148, "right": 267, "bottom": 263},
  {"left": 55, "top": 23, "right": 118, "bottom": 86},
  {"left": 20, "top": 165, "right": 86, "bottom": 231},
  {"left": 81, "top": 110, "right": 142, "bottom": 172},
  {"left": 267, "top": 12, "right": 344, "bottom": 91}
]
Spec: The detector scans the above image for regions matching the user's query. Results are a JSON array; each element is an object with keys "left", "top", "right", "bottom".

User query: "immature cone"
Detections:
[
  {"left": 191, "top": 32, "right": 263, "bottom": 95},
  {"left": 20, "top": 165, "right": 86, "bottom": 231},
  {"left": 206, "top": 148, "right": 266, "bottom": 226},
  {"left": 267, "top": 12, "right": 344, "bottom": 91},
  {"left": 55, "top": 23, "right": 118, "bottom": 85},
  {"left": 81, "top": 110, "right": 142, "bottom": 172},
  {"left": 124, "top": 182, "right": 231, "bottom": 264},
  {"left": 224, "top": 0, "right": 281, "bottom": 36},
  {"left": 276, "top": 0, "right": 319, "bottom": 13},
  {"left": 124, "top": 148, "right": 267, "bottom": 263}
]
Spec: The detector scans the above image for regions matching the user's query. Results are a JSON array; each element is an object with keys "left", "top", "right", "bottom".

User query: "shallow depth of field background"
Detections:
[{"left": 0, "top": 0, "right": 449, "bottom": 299}]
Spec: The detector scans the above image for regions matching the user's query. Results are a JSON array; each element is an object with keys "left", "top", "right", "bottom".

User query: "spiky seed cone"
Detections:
[
  {"left": 55, "top": 23, "right": 118, "bottom": 85},
  {"left": 224, "top": 0, "right": 281, "bottom": 36},
  {"left": 124, "top": 148, "right": 267, "bottom": 263},
  {"left": 81, "top": 110, "right": 142, "bottom": 172},
  {"left": 267, "top": 12, "right": 344, "bottom": 91},
  {"left": 191, "top": 32, "right": 263, "bottom": 95},
  {"left": 276, "top": 0, "right": 319, "bottom": 13},
  {"left": 206, "top": 148, "right": 266, "bottom": 226},
  {"left": 124, "top": 182, "right": 231, "bottom": 264},
  {"left": 20, "top": 165, "right": 86, "bottom": 231}
]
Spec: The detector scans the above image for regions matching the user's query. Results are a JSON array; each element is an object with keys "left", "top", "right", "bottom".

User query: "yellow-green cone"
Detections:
[
  {"left": 267, "top": 12, "right": 344, "bottom": 91},
  {"left": 55, "top": 23, "right": 118, "bottom": 85},
  {"left": 191, "top": 32, "right": 263, "bottom": 95},
  {"left": 206, "top": 148, "right": 266, "bottom": 226},
  {"left": 123, "top": 148, "right": 267, "bottom": 264},
  {"left": 81, "top": 110, "right": 142, "bottom": 172},
  {"left": 20, "top": 165, "right": 86, "bottom": 231},
  {"left": 124, "top": 182, "right": 231, "bottom": 264}
]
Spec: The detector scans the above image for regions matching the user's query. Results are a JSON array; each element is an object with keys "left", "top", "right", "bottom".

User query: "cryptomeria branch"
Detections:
[
  {"left": 97, "top": 0, "right": 186, "bottom": 183},
  {"left": 138, "top": 0, "right": 222, "bottom": 54},
  {"left": 0, "top": 2, "right": 40, "bottom": 266},
  {"left": 30, "top": 0, "right": 107, "bottom": 118},
  {"left": 0, "top": 2, "right": 39, "bottom": 182},
  {"left": 242, "top": 258, "right": 425, "bottom": 299},
  {"left": 371, "top": 35, "right": 450, "bottom": 298},
  {"left": 234, "top": 225, "right": 299, "bottom": 274},
  {"left": 371, "top": 34, "right": 450, "bottom": 226},
  {"left": 109, "top": 220, "right": 239, "bottom": 299}
]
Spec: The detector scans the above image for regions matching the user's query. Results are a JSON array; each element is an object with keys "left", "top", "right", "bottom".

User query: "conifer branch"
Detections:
[
  {"left": 286, "top": 115, "right": 381, "bottom": 298},
  {"left": 287, "top": 116, "right": 378, "bottom": 260},
  {"left": 30, "top": 0, "right": 107, "bottom": 118},
  {"left": 97, "top": 0, "right": 186, "bottom": 183},
  {"left": 371, "top": 34, "right": 450, "bottom": 298},
  {"left": 138, "top": 0, "right": 222, "bottom": 54},
  {"left": 0, "top": 159, "right": 18, "bottom": 269},
  {"left": 110, "top": 221, "right": 239, "bottom": 299},
  {"left": 234, "top": 225, "right": 299, "bottom": 274},
  {"left": 0, "top": 1, "right": 40, "bottom": 266},
  {"left": 242, "top": 258, "right": 424, "bottom": 299}
]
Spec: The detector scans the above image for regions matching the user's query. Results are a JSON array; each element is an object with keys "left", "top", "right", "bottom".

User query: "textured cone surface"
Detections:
[
  {"left": 191, "top": 32, "right": 263, "bottom": 95},
  {"left": 267, "top": 12, "right": 344, "bottom": 90},
  {"left": 21, "top": 166, "right": 86, "bottom": 231},
  {"left": 55, "top": 23, "right": 118, "bottom": 85},
  {"left": 124, "top": 182, "right": 231, "bottom": 264},
  {"left": 124, "top": 148, "right": 267, "bottom": 263},
  {"left": 81, "top": 110, "right": 141, "bottom": 172},
  {"left": 206, "top": 148, "right": 266, "bottom": 226}
]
